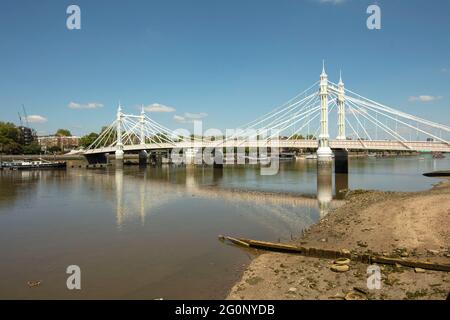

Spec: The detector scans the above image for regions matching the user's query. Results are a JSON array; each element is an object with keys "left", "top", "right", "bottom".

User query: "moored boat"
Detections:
[{"left": 3, "top": 159, "right": 66, "bottom": 170}]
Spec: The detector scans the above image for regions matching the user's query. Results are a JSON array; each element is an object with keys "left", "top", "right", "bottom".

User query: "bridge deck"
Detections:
[{"left": 83, "top": 139, "right": 450, "bottom": 155}]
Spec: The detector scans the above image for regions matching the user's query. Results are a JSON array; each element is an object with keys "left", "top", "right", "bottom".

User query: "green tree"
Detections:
[
  {"left": 47, "top": 145, "right": 61, "bottom": 154},
  {"left": 2, "top": 141, "right": 23, "bottom": 154},
  {"left": 0, "top": 122, "right": 20, "bottom": 143},
  {"left": 0, "top": 122, "right": 22, "bottom": 154},
  {"left": 23, "top": 142, "right": 42, "bottom": 155},
  {"left": 102, "top": 126, "right": 118, "bottom": 145},
  {"left": 291, "top": 134, "right": 305, "bottom": 140},
  {"left": 79, "top": 132, "right": 99, "bottom": 148},
  {"left": 55, "top": 129, "right": 72, "bottom": 137}
]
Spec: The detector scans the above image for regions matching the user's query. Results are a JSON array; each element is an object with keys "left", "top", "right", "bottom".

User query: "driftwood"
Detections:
[
  {"left": 219, "top": 235, "right": 450, "bottom": 272},
  {"left": 219, "top": 235, "right": 250, "bottom": 247}
]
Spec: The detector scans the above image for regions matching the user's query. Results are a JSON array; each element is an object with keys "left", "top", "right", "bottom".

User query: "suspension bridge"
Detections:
[{"left": 83, "top": 64, "right": 450, "bottom": 167}]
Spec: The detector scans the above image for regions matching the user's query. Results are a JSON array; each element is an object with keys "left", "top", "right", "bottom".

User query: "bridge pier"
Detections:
[
  {"left": 85, "top": 153, "right": 108, "bottom": 164},
  {"left": 213, "top": 148, "right": 224, "bottom": 169},
  {"left": 213, "top": 162, "right": 223, "bottom": 169},
  {"left": 334, "top": 149, "right": 349, "bottom": 174},
  {"left": 115, "top": 149, "right": 124, "bottom": 168},
  {"left": 139, "top": 150, "right": 148, "bottom": 167}
]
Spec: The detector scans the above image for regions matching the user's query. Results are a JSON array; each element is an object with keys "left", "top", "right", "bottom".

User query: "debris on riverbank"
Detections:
[
  {"left": 227, "top": 178, "right": 450, "bottom": 300},
  {"left": 219, "top": 236, "right": 450, "bottom": 272}
]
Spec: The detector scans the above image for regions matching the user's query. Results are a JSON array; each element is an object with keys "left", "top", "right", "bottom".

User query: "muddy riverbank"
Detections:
[{"left": 227, "top": 178, "right": 450, "bottom": 300}]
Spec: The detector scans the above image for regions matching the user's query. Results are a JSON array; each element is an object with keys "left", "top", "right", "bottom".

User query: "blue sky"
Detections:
[{"left": 0, "top": 0, "right": 449, "bottom": 136}]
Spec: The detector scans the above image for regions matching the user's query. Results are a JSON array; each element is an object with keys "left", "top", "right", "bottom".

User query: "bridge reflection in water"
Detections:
[
  {"left": 1, "top": 156, "right": 447, "bottom": 299},
  {"left": 112, "top": 164, "right": 347, "bottom": 231}
]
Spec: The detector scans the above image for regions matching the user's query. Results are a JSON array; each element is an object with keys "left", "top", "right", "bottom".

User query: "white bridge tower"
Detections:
[
  {"left": 317, "top": 62, "right": 333, "bottom": 160},
  {"left": 336, "top": 71, "right": 346, "bottom": 140},
  {"left": 115, "top": 103, "right": 124, "bottom": 161}
]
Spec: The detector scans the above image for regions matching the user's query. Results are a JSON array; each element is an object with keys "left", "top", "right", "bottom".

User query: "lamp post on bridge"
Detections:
[{"left": 317, "top": 61, "right": 333, "bottom": 162}]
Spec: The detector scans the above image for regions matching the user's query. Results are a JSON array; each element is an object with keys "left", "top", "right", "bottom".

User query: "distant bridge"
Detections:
[{"left": 83, "top": 63, "right": 450, "bottom": 163}]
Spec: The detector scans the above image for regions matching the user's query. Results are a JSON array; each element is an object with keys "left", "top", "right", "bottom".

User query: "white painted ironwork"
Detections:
[
  {"left": 336, "top": 71, "right": 346, "bottom": 140},
  {"left": 84, "top": 65, "right": 450, "bottom": 156}
]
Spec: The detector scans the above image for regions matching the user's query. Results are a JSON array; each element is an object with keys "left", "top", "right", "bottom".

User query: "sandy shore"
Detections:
[{"left": 227, "top": 178, "right": 450, "bottom": 300}]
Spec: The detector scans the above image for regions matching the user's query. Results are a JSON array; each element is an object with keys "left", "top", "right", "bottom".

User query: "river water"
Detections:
[{"left": 0, "top": 154, "right": 448, "bottom": 299}]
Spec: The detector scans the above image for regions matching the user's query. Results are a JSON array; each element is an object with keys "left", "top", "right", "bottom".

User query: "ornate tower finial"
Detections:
[
  {"left": 321, "top": 60, "right": 327, "bottom": 78},
  {"left": 141, "top": 104, "right": 145, "bottom": 115},
  {"left": 338, "top": 69, "right": 344, "bottom": 86}
]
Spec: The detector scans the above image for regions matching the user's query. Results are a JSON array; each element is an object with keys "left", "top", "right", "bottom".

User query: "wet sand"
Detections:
[{"left": 227, "top": 178, "right": 450, "bottom": 300}]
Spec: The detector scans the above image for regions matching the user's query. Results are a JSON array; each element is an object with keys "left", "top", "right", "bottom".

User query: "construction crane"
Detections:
[
  {"left": 18, "top": 112, "right": 23, "bottom": 127},
  {"left": 22, "top": 104, "right": 30, "bottom": 127}
]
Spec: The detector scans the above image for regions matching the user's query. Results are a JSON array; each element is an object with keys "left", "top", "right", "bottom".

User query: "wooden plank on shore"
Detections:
[
  {"left": 220, "top": 235, "right": 450, "bottom": 272},
  {"left": 371, "top": 256, "right": 450, "bottom": 272},
  {"left": 238, "top": 238, "right": 303, "bottom": 252},
  {"left": 236, "top": 237, "right": 352, "bottom": 260},
  {"left": 225, "top": 236, "right": 250, "bottom": 247}
]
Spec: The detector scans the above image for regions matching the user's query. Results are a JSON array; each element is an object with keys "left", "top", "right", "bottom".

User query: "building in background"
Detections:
[
  {"left": 38, "top": 135, "right": 80, "bottom": 152},
  {"left": 18, "top": 126, "right": 37, "bottom": 145}
]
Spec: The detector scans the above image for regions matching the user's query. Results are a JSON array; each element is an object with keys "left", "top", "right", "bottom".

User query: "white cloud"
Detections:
[
  {"left": 144, "top": 103, "right": 176, "bottom": 113},
  {"left": 441, "top": 68, "right": 450, "bottom": 74},
  {"left": 68, "top": 102, "right": 104, "bottom": 109},
  {"left": 173, "top": 112, "right": 208, "bottom": 124},
  {"left": 184, "top": 112, "right": 208, "bottom": 119},
  {"left": 173, "top": 115, "right": 188, "bottom": 123},
  {"left": 25, "top": 115, "right": 47, "bottom": 123},
  {"left": 408, "top": 95, "right": 443, "bottom": 103}
]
